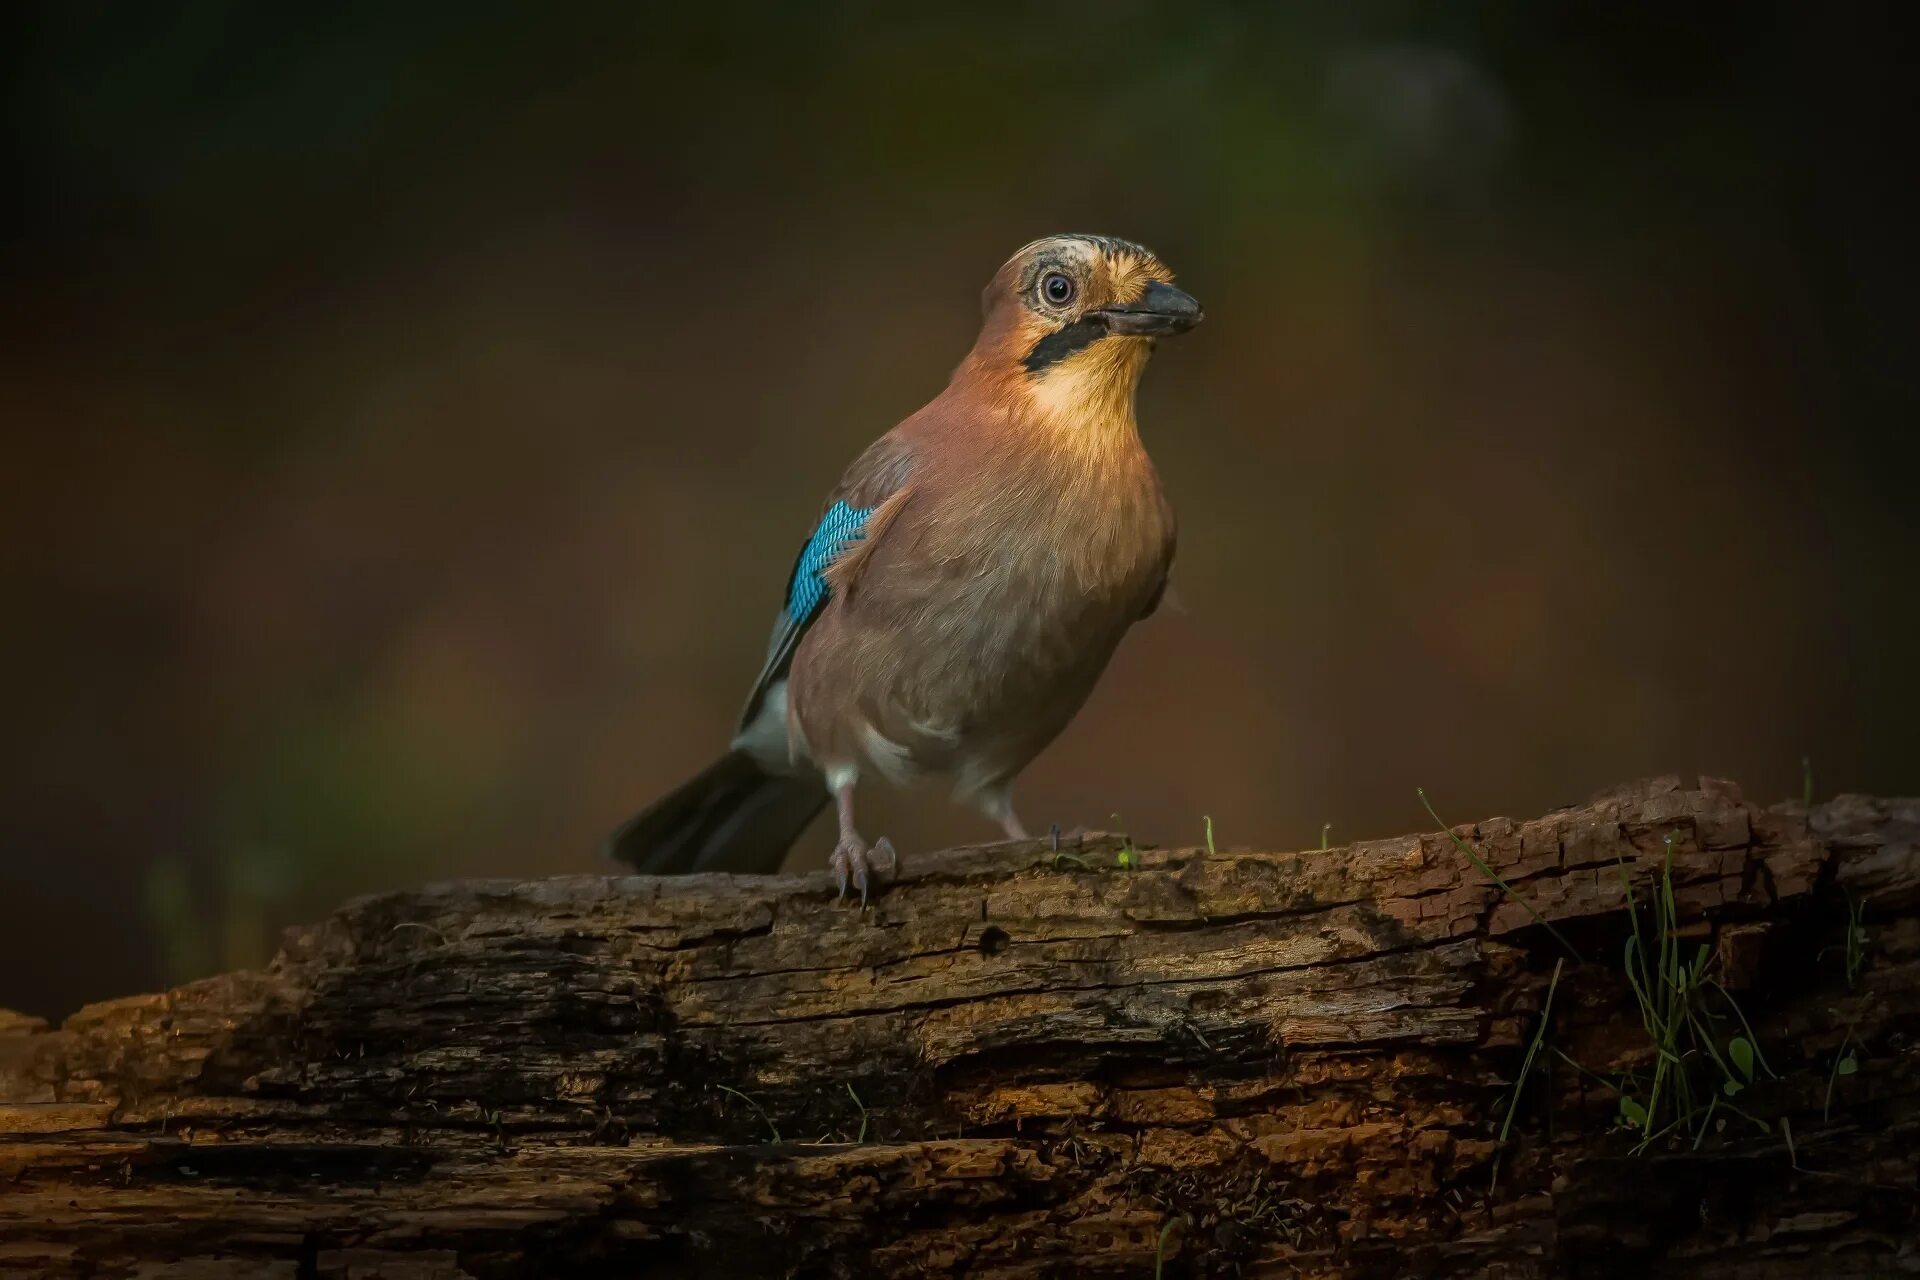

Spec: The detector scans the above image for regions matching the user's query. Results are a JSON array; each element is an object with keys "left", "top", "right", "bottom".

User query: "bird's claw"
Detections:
[{"left": 831, "top": 834, "right": 898, "bottom": 906}]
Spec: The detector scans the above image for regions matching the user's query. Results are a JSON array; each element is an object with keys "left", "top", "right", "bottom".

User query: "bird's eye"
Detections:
[{"left": 1040, "top": 271, "right": 1076, "bottom": 307}]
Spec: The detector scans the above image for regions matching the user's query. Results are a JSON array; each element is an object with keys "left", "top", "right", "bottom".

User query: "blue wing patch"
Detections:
[{"left": 785, "top": 500, "right": 872, "bottom": 621}]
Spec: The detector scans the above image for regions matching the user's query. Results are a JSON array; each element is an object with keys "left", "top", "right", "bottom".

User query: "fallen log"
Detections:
[{"left": 1, "top": 776, "right": 1915, "bottom": 1277}]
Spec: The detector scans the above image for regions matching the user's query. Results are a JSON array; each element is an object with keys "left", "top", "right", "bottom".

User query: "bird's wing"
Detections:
[{"left": 735, "top": 435, "right": 916, "bottom": 735}]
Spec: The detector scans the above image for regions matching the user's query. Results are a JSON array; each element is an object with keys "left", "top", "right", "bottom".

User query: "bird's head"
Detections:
[{"left": 963, "top": 234, "right": 1203, "bottom": 429}]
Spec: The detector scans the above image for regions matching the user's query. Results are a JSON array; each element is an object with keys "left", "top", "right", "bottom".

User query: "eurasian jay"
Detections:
[{"left": 608, "top": 234, "right": 1203, "bottom": 900}]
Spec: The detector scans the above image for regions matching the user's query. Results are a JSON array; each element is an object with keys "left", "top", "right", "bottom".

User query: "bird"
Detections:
[{"left": 606, "top": 234, "right": 1203, "bottom": 900}]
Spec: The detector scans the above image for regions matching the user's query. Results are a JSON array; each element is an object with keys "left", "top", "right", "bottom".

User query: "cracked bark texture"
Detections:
[{"left": 2, "top": 776, "right": 1917, "bottom": 1278}]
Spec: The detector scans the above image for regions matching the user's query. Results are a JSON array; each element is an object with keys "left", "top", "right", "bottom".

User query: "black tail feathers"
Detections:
[{"left": 604, "top": 751, "right": 827, "bottom": 875}]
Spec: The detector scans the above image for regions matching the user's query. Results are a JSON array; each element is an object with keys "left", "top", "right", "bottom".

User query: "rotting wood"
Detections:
[{"left": 1, "top": 776, "right": 1916, "bottom": 1278}]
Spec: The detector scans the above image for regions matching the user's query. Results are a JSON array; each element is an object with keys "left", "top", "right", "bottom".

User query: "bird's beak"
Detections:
[{"left": 1093, "top": 280, "right": 1204, "bottom": 336}]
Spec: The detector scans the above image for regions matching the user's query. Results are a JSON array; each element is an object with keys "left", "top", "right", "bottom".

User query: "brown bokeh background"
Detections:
[{"left": 4, "top": 4, "right": 1916, "bottom": 1019}]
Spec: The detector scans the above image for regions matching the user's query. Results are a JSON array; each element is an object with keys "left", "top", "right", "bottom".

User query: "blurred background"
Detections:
[{"left": 4, "top": 3, "right": 1915, "bottom": 1019}]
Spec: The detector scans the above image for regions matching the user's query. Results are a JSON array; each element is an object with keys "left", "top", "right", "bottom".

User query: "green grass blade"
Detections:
[
  {"left": 1492, "top": 958, "right": 1565, "bottom": 1192},
  {"left": 715, "top": 1084, "right": 782, "bottom": 1144},
  {"left": 1418, "top": 789, "right": 1585, "bottom": 962},
  {"left": 1154, "top": 1216, "right": 1182, "bottom": 1279},
  {"left": 1546, "top": 1044, "right": 1621, "bottom": 1093},
  {"left": 845, "top": 1082, "right": 869, "bottom": 1143}
]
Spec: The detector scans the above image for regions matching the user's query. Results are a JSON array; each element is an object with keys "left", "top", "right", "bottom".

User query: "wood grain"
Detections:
[{"left": 2, "top": 777, "right": 1915, "bottom": 1277}]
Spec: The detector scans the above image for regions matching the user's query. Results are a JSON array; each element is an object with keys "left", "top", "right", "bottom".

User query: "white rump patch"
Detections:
[{"left": 731, "top": 680, "right": 794, "bottom": 770}]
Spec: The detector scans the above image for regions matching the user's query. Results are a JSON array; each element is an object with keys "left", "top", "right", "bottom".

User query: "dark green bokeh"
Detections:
[{"left": 4, "top": 3, "right": 1916, "bottom": 1017}]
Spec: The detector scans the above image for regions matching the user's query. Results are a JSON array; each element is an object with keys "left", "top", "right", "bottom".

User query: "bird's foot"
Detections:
[{"left": 831, "top": 833, "right": 897, "bottom": 906}]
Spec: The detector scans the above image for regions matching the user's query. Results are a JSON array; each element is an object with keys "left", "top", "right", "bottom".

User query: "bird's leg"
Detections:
[{"left": 829, "top": 782, "right": 895, "bottom": 906}]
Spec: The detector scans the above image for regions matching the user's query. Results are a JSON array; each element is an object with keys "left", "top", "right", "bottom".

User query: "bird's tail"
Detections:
[{"left": 605, "top": 750, "right": 827, "bottom": 875}]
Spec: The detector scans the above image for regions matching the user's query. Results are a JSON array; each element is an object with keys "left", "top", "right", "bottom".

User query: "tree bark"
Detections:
[{"left": 2, "top": 777, "right": 1916, "bottom": 1278}]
